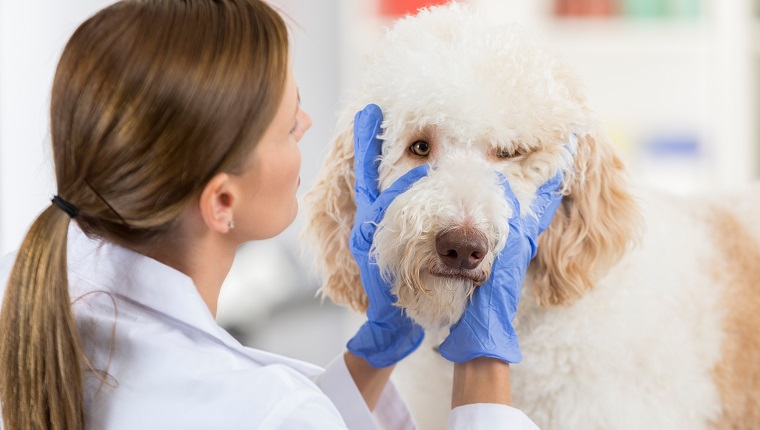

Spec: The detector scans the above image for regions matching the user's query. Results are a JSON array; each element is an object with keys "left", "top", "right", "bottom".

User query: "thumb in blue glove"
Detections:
[
  {"left": 346, "top": 104, "right": 430, "bottom": 368},
  {"left": 438, "top": 167, "right": 566, "bottom": 364}
]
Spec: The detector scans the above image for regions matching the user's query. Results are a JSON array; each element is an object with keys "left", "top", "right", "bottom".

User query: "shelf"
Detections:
[{"left": 540, "top": 18, "right": 709, "bottom": 57}]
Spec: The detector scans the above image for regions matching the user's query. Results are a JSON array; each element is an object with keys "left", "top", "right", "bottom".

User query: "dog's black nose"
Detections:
[{"left": 436, "top": 227, "right": 488, "bottom": 270}]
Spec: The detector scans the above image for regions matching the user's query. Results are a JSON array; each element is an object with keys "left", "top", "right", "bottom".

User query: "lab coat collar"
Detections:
[{"left": 66, "top": 221, "right": 323, "bottom": 377}]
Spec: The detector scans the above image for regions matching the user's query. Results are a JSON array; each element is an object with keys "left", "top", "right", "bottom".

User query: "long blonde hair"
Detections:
[{"left": 0, "top": 1, "right": 289, "bottom": 428}]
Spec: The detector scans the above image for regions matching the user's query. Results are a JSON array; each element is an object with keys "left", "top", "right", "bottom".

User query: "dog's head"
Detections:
[{"left": 303, "top": 3, "right": 641, "bottom": 329}]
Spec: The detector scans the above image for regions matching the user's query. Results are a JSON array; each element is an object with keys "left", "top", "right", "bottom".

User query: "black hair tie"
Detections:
[{"left": 51, "top": 195, "right": 79, "bottom": 218}]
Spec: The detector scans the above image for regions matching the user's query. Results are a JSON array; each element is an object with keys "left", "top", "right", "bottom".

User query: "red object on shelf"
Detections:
[
  {"left": 555, "top": 0, "right": 570, "bottom": 16},
  {"left": 554, "top": 0, "right": 617, "bottom": 17},
  {"left": 379, "top": 0, "right": 458, "bottom": 18},
  {"left": 584, "top": 0, "right": 616, "bottom": 16},
  {"left": 565, "top": 0, "right": 586, "bottom": 16}
]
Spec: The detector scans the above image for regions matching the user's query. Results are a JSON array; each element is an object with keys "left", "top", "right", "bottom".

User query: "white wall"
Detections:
[
  {"left": 268, "top": 0, "right": 342, "bottom": 247},
  {"left": 0, "top": 0, "right": 115, "bottom": 254}
]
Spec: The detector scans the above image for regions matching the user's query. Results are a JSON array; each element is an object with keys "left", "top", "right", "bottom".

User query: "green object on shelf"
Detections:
[
  {"left": 622, "top": 0, "right": 700, "bottom": 19},
  {"left": 623, "top": 0, "right": 666, "bottom": 18},
  {"left": 666, "top": 0, "right": 700, "bottom": 19}
]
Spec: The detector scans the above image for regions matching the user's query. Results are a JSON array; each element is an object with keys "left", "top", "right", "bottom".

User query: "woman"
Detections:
[{"left": 0, "top": 0, "right": 563, "bottom": 428}]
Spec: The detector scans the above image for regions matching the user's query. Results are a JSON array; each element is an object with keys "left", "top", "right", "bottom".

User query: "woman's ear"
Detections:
[
  {"left": 528, "top": 131, "right": 643, "bottom": 307},
  {"left": 198, "top": 172, "right": 235, "bottom": 234},
  {"left": 301, "top": 118, "right": 368, "bottom": 313}
]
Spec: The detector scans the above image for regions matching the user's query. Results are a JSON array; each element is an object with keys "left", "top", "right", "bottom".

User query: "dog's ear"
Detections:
[
  {"left": 302, "top": 119, "right": 368, "bottom": 312},
  {"left": 529, "top": 131, "right": 642, "bottom": 307}
]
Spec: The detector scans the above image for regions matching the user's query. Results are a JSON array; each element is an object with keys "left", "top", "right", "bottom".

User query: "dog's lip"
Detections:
[{"left": 428, "top": 267, "right": 484, "bottom": 283}]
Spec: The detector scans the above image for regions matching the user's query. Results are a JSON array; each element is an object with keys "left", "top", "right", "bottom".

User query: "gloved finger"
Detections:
[
  {"left": 353, "top": 164, "right": 430, "bottom": 247},
  {"left": 353, "top": 104, "right": 384, "bottom": 200},
  {"left": 495, "top": 172, "right": 521, "bottom": 220},
  {"left": 370, "top": 164, "right": 430, "bottom": 218},
  {"left": 557, "top": 134, "right": 577, "bottom": 181},
  {"left": 525, "top": 170, "right": 565, "bottom": 237},
  {"left": 526, "top": 136, "right": 576, "bottom": 234},
  {"left": 537, "top": 191, "right": 562, "bottom": 233},
  {"left": 530, "top": 170, "right": 563, "bottom": 218},
  {"left": 566, "top": 133, "right": 579, "bottom": 157}
]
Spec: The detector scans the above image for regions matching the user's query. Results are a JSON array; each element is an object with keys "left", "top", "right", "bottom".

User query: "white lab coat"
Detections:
[{"left": 0, "top": 222, "right": 539, "bottom": 429}]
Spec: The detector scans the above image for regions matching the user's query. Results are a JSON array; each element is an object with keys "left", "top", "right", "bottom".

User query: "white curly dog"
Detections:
[{"left": 303, "top": 4, "right": 760, "bottom": 429}]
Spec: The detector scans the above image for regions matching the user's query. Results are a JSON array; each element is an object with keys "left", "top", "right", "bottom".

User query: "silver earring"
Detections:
[{"left": 228, "top": 220, "right": 235, "bottom": 231}]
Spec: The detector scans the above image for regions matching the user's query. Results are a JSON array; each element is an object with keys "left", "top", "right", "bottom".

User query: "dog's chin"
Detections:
[{"left": 394, "top": 270, "right": 483, "bottom": 331}]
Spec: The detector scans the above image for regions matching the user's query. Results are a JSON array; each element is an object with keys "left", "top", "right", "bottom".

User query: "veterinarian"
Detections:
[{"left": 0, "top": 1, "right": 564, "bottom": 429}]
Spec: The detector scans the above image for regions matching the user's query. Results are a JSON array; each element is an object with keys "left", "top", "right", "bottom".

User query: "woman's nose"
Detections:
[{"left": 293, "top": 109, "right": 313, "bottom": 142}]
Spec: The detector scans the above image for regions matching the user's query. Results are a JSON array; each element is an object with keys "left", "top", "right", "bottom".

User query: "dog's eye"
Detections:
[
  {"left": 496, "top": 148, "right": 520, "bottom": 159},
  {"left": 410, "top": 140, "right": 431, "bottom": 157}
]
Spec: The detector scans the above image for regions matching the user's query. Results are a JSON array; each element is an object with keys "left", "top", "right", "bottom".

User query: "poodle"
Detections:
[{"left": 302, "top": 3, "right": 760, "bottom": 429}]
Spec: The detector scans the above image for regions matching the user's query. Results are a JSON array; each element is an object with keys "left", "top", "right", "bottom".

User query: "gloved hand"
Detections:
[
  {"left": 346, "top": 104, "right": 430, "bottom": 368},
  {"left": 438, "top": 169, "right": 566, "bottom": 363}
]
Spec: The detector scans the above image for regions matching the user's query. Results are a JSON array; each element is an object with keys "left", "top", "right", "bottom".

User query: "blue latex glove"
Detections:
[
  {"left": 438, "top": 170, "right": 565, "bottom": 363},
  {"left": 346, "top": 104, "right": 430, "bottom": 368}
]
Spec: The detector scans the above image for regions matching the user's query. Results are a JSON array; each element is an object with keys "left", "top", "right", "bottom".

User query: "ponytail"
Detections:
[{"left": 0, "top": 206, "right": 85, "bottom": 429}]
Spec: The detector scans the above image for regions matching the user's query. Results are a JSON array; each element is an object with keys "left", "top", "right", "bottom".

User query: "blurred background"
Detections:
[{"left": 0, "top": 0, "right": 758, "bottom": 366}]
